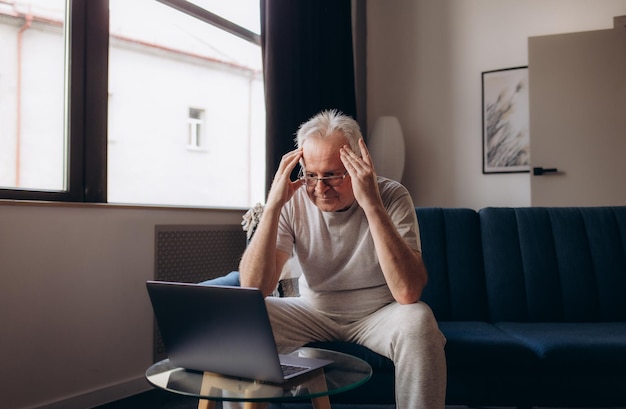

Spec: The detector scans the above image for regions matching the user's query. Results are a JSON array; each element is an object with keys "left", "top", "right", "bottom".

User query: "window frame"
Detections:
[
  {"left": 0, "top": 0, "right": 108, "bottom": 202},
  {"left": 0, "top": 0, "right": 261, "bottom": 204}
]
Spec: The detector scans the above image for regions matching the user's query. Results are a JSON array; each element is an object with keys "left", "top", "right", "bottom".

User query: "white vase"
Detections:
[{"left": 368, "top": 116, "right": 405, "bottom": 182}]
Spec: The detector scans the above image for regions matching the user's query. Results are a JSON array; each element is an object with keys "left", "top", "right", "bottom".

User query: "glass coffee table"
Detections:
[{"left": 145, "top": 347, "right": 372, "bottom": 409}]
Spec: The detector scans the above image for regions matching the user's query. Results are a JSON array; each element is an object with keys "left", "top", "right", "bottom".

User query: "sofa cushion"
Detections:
[
  {"left": 496, "top": 322, "right": 626, "bottom": 374},
  {"left": 438, "top": 321, "right": 538, "bottom": 373}
]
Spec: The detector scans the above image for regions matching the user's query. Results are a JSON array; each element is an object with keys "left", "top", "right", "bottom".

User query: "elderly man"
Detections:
[{"left": 239, "top": 110, "right": 447, "bottom": 408}]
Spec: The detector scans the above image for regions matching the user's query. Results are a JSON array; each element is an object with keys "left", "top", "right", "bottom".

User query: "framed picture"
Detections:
[{"left": 482, "top": 66, "right": 530, "bottom": 174}]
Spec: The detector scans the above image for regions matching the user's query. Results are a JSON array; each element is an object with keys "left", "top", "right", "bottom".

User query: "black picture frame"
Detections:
[{"left": 482, "top": 66, "right": 530, "bottom": 174}]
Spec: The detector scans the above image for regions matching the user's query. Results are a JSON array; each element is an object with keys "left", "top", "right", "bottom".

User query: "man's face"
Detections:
[{"left": 300, "top": 132, "right": 355, "bottom": 212}]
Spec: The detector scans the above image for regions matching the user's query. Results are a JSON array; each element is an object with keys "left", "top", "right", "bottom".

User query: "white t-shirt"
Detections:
[{"left": 276, "top": 177, "right": 421, "bottom": 322}]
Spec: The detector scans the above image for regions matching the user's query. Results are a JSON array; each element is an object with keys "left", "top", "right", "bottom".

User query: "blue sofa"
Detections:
[{"left": 299, "top": 206, "right": 626, "bottom": 408}]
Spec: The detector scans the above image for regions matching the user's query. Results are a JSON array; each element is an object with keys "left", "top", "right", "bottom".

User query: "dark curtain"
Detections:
[{"left": 261, "top": 0, "right": 357, "bottom": 193}]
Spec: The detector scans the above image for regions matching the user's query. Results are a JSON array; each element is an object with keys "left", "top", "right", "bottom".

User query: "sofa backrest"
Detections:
[
  {"left": 417, "top": 206, "right": 626, "bottom": 324},
  {"left": 480, "top": 207, "right": 626, "bottom": 323},
  {"left": 417, "top": 207, "right": 488, "bottom": 321}
]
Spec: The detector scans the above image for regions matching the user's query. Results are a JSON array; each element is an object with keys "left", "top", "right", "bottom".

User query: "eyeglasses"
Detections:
[{"left": 298, "top": 169, "right": 349, "bottom": 187}]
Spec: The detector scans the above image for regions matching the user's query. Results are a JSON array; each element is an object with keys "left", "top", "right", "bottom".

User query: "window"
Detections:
[
  {"left": 188, "top": 108, "right": 205, "bottom": 149},
  {"left": 0, "top": 0, "right": 266, "bottom": 207}
]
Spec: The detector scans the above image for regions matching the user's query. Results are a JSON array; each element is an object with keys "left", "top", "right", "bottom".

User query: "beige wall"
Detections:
[
  {"left": 1, "top": 202, "right": 243, "bottom": 409},
  {"left": 367, "top": 0, "right": 626, "bottom": 209}
]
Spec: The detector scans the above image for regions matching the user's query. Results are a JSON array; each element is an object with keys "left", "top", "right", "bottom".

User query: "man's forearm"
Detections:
[
  {"left": 365, "top": 206, "right": 427, "bottom": 304},
  {"left": 239, "top": 205, "right": 283, "bottom": 295}
]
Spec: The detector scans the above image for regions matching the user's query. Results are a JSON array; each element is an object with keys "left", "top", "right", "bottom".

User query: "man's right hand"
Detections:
[
  {"left": 239, "top": 148, "right": 302, "bottom": 295},
  {"left": 265, "top": 148, "right": 304, "bottom": 210}
]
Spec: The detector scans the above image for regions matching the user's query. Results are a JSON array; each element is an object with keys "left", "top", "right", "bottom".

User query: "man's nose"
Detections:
[{"left": 314, "top": 178, "right": 330, "bottom": 192}]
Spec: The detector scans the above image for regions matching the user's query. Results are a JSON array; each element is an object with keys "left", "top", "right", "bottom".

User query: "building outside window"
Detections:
[
  {"left": 0, "top": 0, "right": 66, "bottom": 192},
  {"left": 0, "top": 0, "right": 266, "bottom": 208}
]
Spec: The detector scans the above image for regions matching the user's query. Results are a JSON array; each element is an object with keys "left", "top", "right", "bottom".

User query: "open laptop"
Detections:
[{"left": 146, "top": 280, "right": 332, "bottom": 384}]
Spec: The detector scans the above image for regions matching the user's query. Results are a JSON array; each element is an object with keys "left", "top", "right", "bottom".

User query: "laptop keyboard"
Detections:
[{"left": 281, "top": 363, "right": 309, "bottom": 377}]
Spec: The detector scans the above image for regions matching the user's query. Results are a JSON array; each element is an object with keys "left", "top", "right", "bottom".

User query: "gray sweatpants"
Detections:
[{"left": 265, "top": 297, "right": 447, "bottom": 409}]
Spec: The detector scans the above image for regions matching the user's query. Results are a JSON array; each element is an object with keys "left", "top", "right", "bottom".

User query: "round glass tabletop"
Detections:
[{"left": 145, "top": 347, "right": 372, "bottom": 403}]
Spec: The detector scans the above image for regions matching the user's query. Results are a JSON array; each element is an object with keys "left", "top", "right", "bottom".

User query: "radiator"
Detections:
[{"left": 153, "top": 224, "right": 247, "bottom": 361}]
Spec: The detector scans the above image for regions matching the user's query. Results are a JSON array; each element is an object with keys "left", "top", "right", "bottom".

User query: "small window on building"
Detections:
[{"left": 188, "top": 108, "right": 205, "bottom": 149}]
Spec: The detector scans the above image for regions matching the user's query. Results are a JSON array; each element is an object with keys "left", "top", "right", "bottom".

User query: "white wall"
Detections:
[
  {"left": 367, "top": 0, "right": 626, "bottom": 209},
  {"left": 0, "top": 202, "right": 243, "bottom": 409}
]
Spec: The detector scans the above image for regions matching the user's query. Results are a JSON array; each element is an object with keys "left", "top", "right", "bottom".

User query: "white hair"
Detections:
[{"left": 294, "top": 109, "right": 362, "bottom": 156}]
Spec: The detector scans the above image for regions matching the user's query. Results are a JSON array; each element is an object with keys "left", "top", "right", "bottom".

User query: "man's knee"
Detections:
[{"left": 388, "top": 302, "right": 443, "bottom": 344}]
